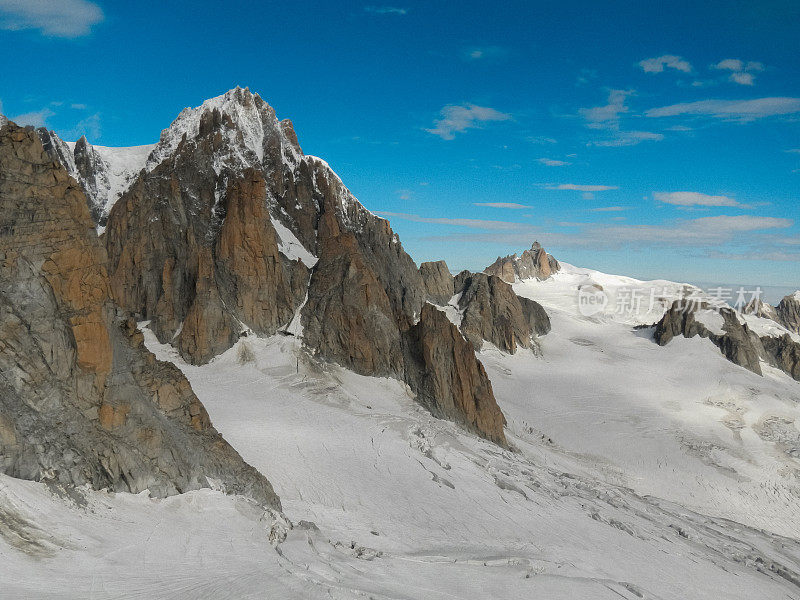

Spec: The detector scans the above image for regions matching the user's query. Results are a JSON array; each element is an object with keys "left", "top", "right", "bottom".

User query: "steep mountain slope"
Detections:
[
  {"left": 38, "top": 128, "right": 152, "bottom": 226},
  {"left": 0, "top": 121, "right": 278, "bottom": 508},
  {"left": 100, "top": 87, "right": 525, "bottom": 443}
]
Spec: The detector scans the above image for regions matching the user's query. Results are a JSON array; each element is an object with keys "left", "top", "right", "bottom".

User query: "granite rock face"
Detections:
[
  {"left": 654, "top": 301, "right": 763, "bottom": 375},
  {"left": 0, "top": 122, "right": 279, "bottom": 508},
  {"left": 456, "top": 273, "right": 550, "bottom": 353},
  {"left": 98, "top": 88, "right": 503, "bottom": 443},
  {"left": 403, "top": 304, "right": 507, "bottom": 446},
  {"left": 743, "top": 297, "right": 780, "bottom": 322},
  {"left": 419, "top": 260, "right": 455, "bottom": 305},
  {"left": 655, "top": 300, "right": 800, "bottom": 382},
  {"left": 484, "top": 242, "right": 560, "bottom": 283},
  {"left": 777, "top": 293, "right": 800, "bottom": 334}
]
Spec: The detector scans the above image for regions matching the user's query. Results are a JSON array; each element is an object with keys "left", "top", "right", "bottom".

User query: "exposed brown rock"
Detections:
[
  {"left": 0, "top": 121, "right": 279, "bottom": 507},
  {"left": 403, "top": 304, "right": 507, "bottom": 446},
  {"left": 456, "top": 272, "right": 550, "bottom": 353},
  {"left": 484, "top": 242, "right": 560, "bottom": 283},
  {"left": 419, "top": 260, "right": 455, "bottom": 305},
  {"left": 655, "top": 301, "right": 762, "bottom": 375},
  {"left": 302, "top": 196, "right": 403, "bottom": 377},
  {"left": 777, "top": 294, "right": 800, "bottom": 334}
]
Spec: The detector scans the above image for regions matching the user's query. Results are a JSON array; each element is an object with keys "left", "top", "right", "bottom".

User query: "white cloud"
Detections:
[
  {"left": 396, "top": 189, "right": 412, "bottom": 201},
  {"left": 645, "top": 97, "right": 800, "bottom": 121},
  {"left": 0, "top": 0, "right": 103, "bottom": 38},
  {"left": 591, "top": 130, "right": 664, "bottom": 147},
  {"left": 377, "top": 211, "right": 525, "bottom": 230},
  {"left": 546, "top": 184, "right": 619, "bottom": 192},
  {"left": 473, "top": 202, "right": 530, "bottom": 209},
  {"left": 730, "top": 72, "right": 754, "bottom": 86},
  {"left": 537, "top": 158, "right": 570, "bottom": 166},
  {"left": 713, "top": 59, "right": 744, "bottom": 72},
  {"left": 653, "top": 191, "right": 751, "bottom": 208},
  {"left": 712, "top": 59, "right": 765, "bottom": 86},
  {"left": 579, "top": 89, "right": 632, "bottom": 129},
  {"left": 70, "top": 103, "right": 87, "bottom": 110},
  {"left": 590, "top": 206, "right": 629, "bottom": 212},
  {"left": 425, "top": 103, "right": 511, "bottom": 140},
  {"left": 364, "top": 6, "right": 407, "bottom": 14},
  {"left": 638, "top": 55, "right": 692, "bottom": 73},
  {"left": 10, "top": 107, "right": 54, "bottom": 127}
]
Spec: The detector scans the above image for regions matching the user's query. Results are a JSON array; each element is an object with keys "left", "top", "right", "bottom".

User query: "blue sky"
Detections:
[{"left": 1, "top": 0, "right": 798, "bottom": 289}]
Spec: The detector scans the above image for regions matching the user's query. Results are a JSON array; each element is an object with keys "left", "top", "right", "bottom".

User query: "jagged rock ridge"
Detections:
[
  {"left": 655, "top": 300, "right": 800, "bottom": 381},
  {"left": 0, "top": 121, "right": 279, "bottom": 508},
  {"left": 484, "top": 241, "right": 560, "bottom": 283},
  {"left": 38, "top": 128, "right": 153, "bottom": 226},
  {"left": 96, "top": 87, "right": 516, "bottom": 444}
]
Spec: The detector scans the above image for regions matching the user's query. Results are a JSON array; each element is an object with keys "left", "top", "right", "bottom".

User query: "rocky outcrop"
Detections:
[
  {"left": 777, "top": 293, "right": 800, "bottom": 334},
  {"left": 655, "top": 301, "right": 763, "bottom": 375},
  {"left": 743, "top": 297, "right": 780, "bottom": 322},
  {"left": 0, "top": 121, "right": 279, "bottom": 508},
  {"left": 655, "top": 300, "right": 800, "bottom": 381},
  {"left": 403, "top": 304, "right": 507, "bottom": 446},
  {"left": 37, "top": 129, "right": 152, "bottom": 227},
  {"left": 419, "top": 260, "right": 455, "bottom": 305},
  {"left": 484, "top": 242, "right": 560, "bottom": 283},
  {"left": 302, "top": 196, "right": 403, "bottom": 377},
  {"left": 761, "top": 335, "right": 800, "bottom": 381},
  {"left": 456, "top": 273, "right": 550, "bottom": 353},
  {"left": 98, "top": 87, "right": 504, "bottom": 444}
]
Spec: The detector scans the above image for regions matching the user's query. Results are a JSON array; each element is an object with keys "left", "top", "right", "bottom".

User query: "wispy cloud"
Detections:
[
  {"left": 377, "top": 211, "right": 525, "bottom": 230},
  {"left": 654, "top": 191, "right": 751, "bottom": 208},
  {"left": 590, "top": 206, "right": 629, "bottom": 212},
  {"left": 419, "top": 215, "right": 793, "bottom": 254},
  {"left": 364, "top": 6, "right": 407, "bottom": 15},
  {"left": 463, "top": 46, "right": 508, "bottom": 61},
  {"left": 646, "top": 97, "right": 800, "bottom": 121},
  {"left": 425, "top": 103, "right": 511, "bottom": 140},
  {"left": 590, "top": 130, "right": 664, "bottom": 147},
  {"left": 537, "top": 158, "right": 570, "bottom": 166},
  {"left": 638, "top": 55, "right": 692, "bottom": 74},
  {"left": 473, "top": 202, "right": 531, "bottom": 209},
  {"left": 10, "top": 107, "right": 54, "bottom": 127},
  {"left": 545, "top": 184, "right": 619, "bottom": 192},
  {"left": 579, "top": 89, "right": 633, "bottom": 129},
  {"left": 0, "top": 0, "right": 103, "bottom": 38}
]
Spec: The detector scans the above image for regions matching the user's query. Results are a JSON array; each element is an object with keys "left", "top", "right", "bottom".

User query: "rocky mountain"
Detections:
[
  {"left": 0, "top": 122, "right": 279, "bottom": 507},
  {"left": 93, "top": 87, "right": 531, "bottom": 444},
  {"left": 37, "top": 129, "right": 152, "bottom": 226},
  {"left": 455, "top": 272, "right": 551, "bottom": 353},
  {"left": 743, "top": 296, "right": 780, "bottom": 321},
  {"left": 484, "top": 241, "right": 560, "bottom": 283},
  {"left": 777, "top": 292, "right": 800, "bottom": 334},
  {"left": 655, "top": 300, "right": 800, "bottom": 381}
]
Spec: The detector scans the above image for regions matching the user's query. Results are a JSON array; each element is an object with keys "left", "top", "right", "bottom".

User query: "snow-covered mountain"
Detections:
[{"left": 2, "top": 89, "right": 800, "bottom": 599}]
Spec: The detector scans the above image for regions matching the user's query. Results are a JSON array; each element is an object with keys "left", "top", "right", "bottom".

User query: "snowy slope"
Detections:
[{"left": 5, "top": 307, "right": 800, "bottom": 598}]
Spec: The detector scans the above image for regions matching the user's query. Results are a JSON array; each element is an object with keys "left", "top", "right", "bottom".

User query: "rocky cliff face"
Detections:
[
  {"left": 38, "top": 129, "right": 152, "bottom": 227},
  {"left": 743, "top": 297, "right": 780, "bottom": 322},
  {"left": 0, "top": 121, "right": 279, "bottom": 508},
  {"left": 655, "top": 300, "right": 800, "bottom": 382},
  {"left": 97, "top": 87, "right": 504, "bottom": 444},
  {"left": 777, "top": 293, "right": 800, "bottom": 334},
  {"left": 419, "top": 260, "right": 455, "bottom": 305},
  {"left": 456, "top": 272, "right": 551, "bottom": 353},
  {"left": 403, "top": 304, "right": 507, "bottom": 445},
  {"left": 484, "top": 242, "right": 560, "bottom": 283}
]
